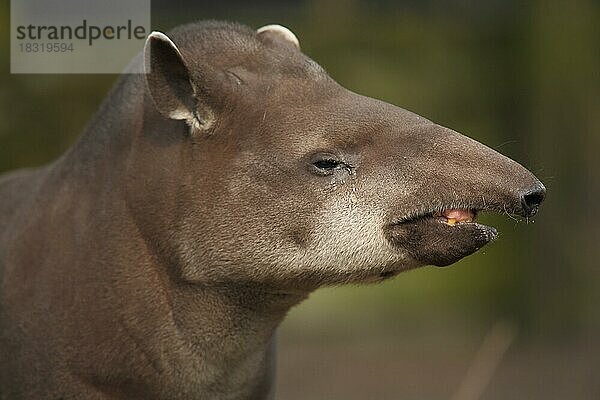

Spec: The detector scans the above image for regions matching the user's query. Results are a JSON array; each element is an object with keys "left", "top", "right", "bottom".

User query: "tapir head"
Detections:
[{"left": 133, "top": 22, "right": 545, "bottom": 291}]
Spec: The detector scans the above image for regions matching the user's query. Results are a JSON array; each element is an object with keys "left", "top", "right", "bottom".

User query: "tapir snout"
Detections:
[
  {"left": 363, "top": 117, "right": 546, "bottom": 267},
  {"left": 379, "top": 120, "right": 546, "bottom": 219},
  {"left": 295, "top": 90, "right": 546, "bottom": 270}
]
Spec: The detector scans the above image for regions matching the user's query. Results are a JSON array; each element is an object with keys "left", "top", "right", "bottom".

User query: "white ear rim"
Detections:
[{"left": 257, "top": 24, "right": 300, "bottom": 48}]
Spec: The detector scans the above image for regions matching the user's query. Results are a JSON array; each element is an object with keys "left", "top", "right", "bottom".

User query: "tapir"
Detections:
[{"left": 0, "top": 21, "right": 545, "bottom": 399}]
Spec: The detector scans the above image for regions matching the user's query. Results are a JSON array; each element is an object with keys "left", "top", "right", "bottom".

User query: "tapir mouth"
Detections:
[
  {"left": 432, "top": 208, "right": 478, "bottom": 225},
  {"left": 386, "top": 206, "right": 501, "bottom": 267}
]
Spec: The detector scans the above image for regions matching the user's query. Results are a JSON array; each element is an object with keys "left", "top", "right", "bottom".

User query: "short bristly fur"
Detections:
[{"left": 0, "top": 21, "right": 544, "bottom": 399}]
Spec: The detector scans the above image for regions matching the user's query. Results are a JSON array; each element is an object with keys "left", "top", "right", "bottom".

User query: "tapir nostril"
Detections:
[{"left": 520, "top": 186, "right": 546, "bottom": 217}]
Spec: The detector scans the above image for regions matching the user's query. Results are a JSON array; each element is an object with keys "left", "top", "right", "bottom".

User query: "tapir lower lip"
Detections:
[{"left": 386, "top": 215, "right": 498, "bottom": 267}]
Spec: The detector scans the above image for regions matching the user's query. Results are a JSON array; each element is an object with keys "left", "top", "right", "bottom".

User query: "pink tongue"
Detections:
[{"left": 442, "top": 209, "right": 474, "bottom": 222}]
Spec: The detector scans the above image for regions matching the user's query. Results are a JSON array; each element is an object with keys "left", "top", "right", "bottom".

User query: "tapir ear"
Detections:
[
  {"left": 257, "top": 24, "right": 300, "bottom": 49},
  {"left": 144, "top": 31, "right": 197, "bottom": 122}
]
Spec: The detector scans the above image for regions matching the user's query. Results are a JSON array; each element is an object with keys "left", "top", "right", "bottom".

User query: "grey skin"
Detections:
[{"left": 0, "top": 21, "right": 545, "bottom": 399}]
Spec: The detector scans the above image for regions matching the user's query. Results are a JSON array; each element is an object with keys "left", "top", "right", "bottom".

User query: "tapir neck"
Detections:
[
  {"left": 162, "top": 285, "right": 292, "bottom": 398},
  {"left": 168, "top": 282, "right": 304, "bottom": 391},
  {"left": 110, "top": 224, "right": 306, "bottom": 398}
]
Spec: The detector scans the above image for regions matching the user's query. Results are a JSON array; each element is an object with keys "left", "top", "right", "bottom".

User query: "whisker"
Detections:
[
  {"left": 503, "top": 204, "right": 519, "bottom": 222},
  {"left": 494, "top": 139, "right": 518, "bottom": 150}
]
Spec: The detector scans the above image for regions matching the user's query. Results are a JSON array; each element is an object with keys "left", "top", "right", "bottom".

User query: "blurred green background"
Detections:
[{"left": 1, "top": 0, "right": 598, "bottom": 399}]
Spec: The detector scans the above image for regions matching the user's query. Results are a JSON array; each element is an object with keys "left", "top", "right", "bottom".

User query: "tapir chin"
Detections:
[{"left": 0, "top": 21, "right": 545, "bottom": 399}]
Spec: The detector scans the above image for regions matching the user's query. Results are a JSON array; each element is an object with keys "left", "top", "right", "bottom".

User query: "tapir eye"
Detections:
[
  {"left": 313, "top": 159, "right": 340, "bottom": 170},
  {"left": 310, "top": 153, "right": 344, "bottom": 175}
]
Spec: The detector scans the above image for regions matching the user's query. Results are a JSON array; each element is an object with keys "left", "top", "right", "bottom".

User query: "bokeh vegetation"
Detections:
[{"left": 1, "top": 1, "right": 598, "bottom": 398}]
